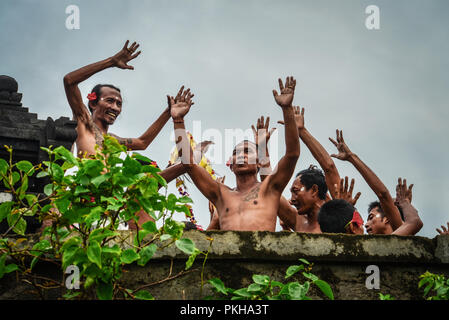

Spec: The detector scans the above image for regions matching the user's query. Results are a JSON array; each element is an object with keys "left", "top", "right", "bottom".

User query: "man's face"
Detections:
[
  {"left": 289, "top": 176, "right": 316, "bottom": 215},
  {"left": 230, "top": 141, "right": 258, "bottom": 175},
  {"left": 92, "top": 87, "right": 122, "bottom": 125},
  {"left": 365, "top": 207, "right": 388, "bottom": 234}
]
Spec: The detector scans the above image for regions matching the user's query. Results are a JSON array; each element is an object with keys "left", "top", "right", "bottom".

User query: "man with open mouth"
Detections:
[{"left": 63, "top": 40, "right": 187, "bottom": 229}]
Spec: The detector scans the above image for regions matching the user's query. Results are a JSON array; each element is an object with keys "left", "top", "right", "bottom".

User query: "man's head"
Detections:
[
  {"left": 229, "top": 140, "right": 259, "bottom": 175},
  {"left": 289, "top": 166, "right": 327, "bottom": 215},
  {"left": 364, "top": 201, "right": 393, "bottom": 235},
  {"left": 318, "top": 199, "right": 364, "bottom": 234},
  {"left": 88, "top": 84, "right": 122, "bottom": 125}
]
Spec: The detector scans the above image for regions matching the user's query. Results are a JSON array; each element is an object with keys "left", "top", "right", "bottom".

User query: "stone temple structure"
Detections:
[{"left": 0, "top": 75, "right": 77, "bottom": 233}]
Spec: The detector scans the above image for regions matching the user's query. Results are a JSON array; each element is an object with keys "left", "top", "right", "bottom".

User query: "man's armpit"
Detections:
[{"left": 110, "top": 134, "right": 133, "bottom": 147}]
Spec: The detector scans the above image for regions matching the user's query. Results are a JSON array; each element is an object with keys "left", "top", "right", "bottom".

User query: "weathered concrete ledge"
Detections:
[{"left": 1, "top": 231, "right": 448, "bottom": 300}]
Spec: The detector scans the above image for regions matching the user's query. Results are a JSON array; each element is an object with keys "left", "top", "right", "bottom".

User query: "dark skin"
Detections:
[
  {"left": 63, "top": 40, "right": 186, "bottom": 229},
  {"left": 172, "top": 77, "right": 299, "bottom": 231},
  {"left": 330, "top": 129, "right": 404, "bottom": 231},
  {"left": 63, "top": 40, "right": 171, "bottom": 157}
]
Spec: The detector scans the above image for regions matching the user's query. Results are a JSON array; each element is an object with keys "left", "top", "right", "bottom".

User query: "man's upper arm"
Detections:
[
  {"left": 266, "top": 155, "right": 298, "bottom": 194},
  {"left": 64, "top": 77, "right": 90, "bottom": 124},
  {"left": 187, "top": 164, "right": 222, "bottom": 205},
  {"left": 277, "top": 196, "right": 297, "bottom": 230}
]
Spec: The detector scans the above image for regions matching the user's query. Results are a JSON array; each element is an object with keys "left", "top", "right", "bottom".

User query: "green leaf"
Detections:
[
  {"left": 142, "top": 221, "right": 158, "bottom": 233},
  {"left": 55, "top": 197, "right": 71, "bottom": 214},
  {"left": 44, "top": 183, "right": 54, "bottom": 196},
  {"left": 137, "top": 244, "right": 157, "bottom": 267},
  {"left": 87, "top": 241, "right": 102, "bottom": 268},
  {"left": 54, "top": 146, "right": 78, "bottom": 165},
  {"left": 314, "top": 279, "right": 334, "bottom": 300},
  {"left": 208, "top": 278, "right": 227, "bottom": 295},
  {"left": 299, "top": 258, "right": 310, "bottom": 265},
  {"left": 285, "top": 265, "right": 304, "bottom": 279},
  {"left": 0, "top": 201, "right": 13, "bottom": 222},
  {"left": 121, "top": 249, "right": 140, "bottom": 264},
  {"left": 247, "top": 283, "right": 263, "bottom": 292},
  {"left": 74, "top": 186, "right": 89, "bottom": 196},
  {"left": 89, "top": 229, "right": 118, "bottom": 243},
  {"left": 7, "top": 213, "right": 27, "bottom": 236},
  {"left": 288, "top": 282, "right": 305, "bottom": 300},
  {"left": 0, "top": 158, "right": 8, "bottom": 176},
  {"left": 96, "top": 281, "right": 113, "bottom": 300},
  {"left": 102, "top": 245, "right": 122, "bottom": 256},
  {"left": 134, "top": 290, "right": 154, "bottom": 300},
  {"left": 302, "top": 272, "right": 319, "bottom": 282},
  {"left": 0, "top": 254, "right": 6, "bottom": 279},
  {"left": 5, "top": 263, "right": 19, "bottom": 274},
  {"left": 233, "top": 288, "right": 252, "bottom": 298},
  {"left": 175, "top": 238, "right": 196, "bottom": 255},
  {"left": 253, "top": 274, "right": 270, "bottom": 286},
  {"left": 36, "top": 171, "right": 49, "bottom": 178},
  {"left": 16, "top": 161, "right": 33, "bottom": 174},
  {"left": 185, "top": 248, "right": 201, "bottom": 270}
]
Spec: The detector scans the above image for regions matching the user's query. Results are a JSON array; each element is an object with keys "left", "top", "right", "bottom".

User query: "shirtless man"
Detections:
[
  {"left": 171, "top": 77, "right": 300, "bottom": 231},
  {"left": 330, "top": 130, "right": 423, "bottom": 236},
  {"left": 257, "top": 108, "right": 361, "bottom": 233},
  {"left": 63, "top": 40, "right": 186, "bottom": 228}
]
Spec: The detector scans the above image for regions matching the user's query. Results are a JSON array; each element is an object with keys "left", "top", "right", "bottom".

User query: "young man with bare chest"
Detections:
[
  {"left": 169, "top": 77, "right": 300, "bottom": 231},
  {"left": 63, "top": 40, "right": 186, "bottom": 228}
]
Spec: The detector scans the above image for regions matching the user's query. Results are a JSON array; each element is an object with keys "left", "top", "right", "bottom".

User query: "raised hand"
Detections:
[
  {"left": 111, "top": 40, "right": 142, "bottom": 70},
  {"left": 436, "top": 222, "right": 449, "bottom": 235},
  {"left": 273, "top": 76, "right": 296, "bottom": 108},
  {"left": 329, "top": 129, "right": 353, "bottom": 161},
  {"left": 278, "top": 106, "right": 304, "bottom": 130},
  {"left": 251, "top": 116, "right": 276, "bottom": 147},
  {"left": 333, "top": 176, "right": 361, "bottom": 206},
  {"left": 395, "top": 177, "right": 413, "bottom": 205},
  {"left": 169, "top": 86, "right": 195, "bottom": 120}
]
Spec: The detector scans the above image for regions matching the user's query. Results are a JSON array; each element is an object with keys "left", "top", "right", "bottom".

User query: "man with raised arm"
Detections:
[
  {"left": 64, "top": 40, "right": 172, "bottom": 157},
  {"left": 255, "top": 109, "right": 361, "bottom": 233},
  {"left": 330, "top": 130, "right": 423, "bottom": 235},
  {"left": 171, "top": 77, "right": 300, "bottom": 231},
  {"left": 63, "top": 40, "right": 186, "bottom": 228}
]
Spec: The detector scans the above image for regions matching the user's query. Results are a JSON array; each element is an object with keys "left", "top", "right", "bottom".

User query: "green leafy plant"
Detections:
[
  {"left": 207, "top": 258, "right": 334, "bottom": 300},
  {"left": 0, "top": 136, "right": 201, "bottom": 300},
  {"left": 378, "top": 293, "right": 395, "bottom": 300},
  {"left": 419, "top": 271, "right": 449, "bottom": 300}
]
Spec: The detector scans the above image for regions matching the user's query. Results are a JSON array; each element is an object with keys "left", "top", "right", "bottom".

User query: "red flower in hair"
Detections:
[{"left": 87, "top": 92, "right": 97, "bottom": 101}]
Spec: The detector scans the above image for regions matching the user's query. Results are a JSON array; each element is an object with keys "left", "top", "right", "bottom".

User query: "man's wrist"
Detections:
[{"left": 172, "top": 118, "right": 184, "bottom": 123}]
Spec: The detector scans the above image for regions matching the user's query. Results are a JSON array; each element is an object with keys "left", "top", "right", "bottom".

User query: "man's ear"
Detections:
[
  {"left": 311, "top": 184, "right": 319, "bottom": 197},
  {"left": 382, "top": 216, "right": 390, "bottom": 225}
]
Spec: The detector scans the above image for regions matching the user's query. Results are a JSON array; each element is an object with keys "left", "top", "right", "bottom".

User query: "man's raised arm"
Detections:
[
  {"left": 329, "top": 129, "right": 403, "bottom": 230},
  {"left": 266, "top": 76, "right": 300, "bottom": 193},
  {"left": 392, "top": 178, "right": 423, "bottom": 235},
  {"left": 170, "top": 87, "right": 221, "bottom": 205},
  {"left": 63, "top": 40, "right": 141, "bottom": 124},
  {"left": 280, "top": 107, "right": 341, "bottom": 198}
]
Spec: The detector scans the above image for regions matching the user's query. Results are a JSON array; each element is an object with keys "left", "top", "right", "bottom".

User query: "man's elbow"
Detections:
[{"left": 63, "top": 74, "right": 74, "bottom": 87}]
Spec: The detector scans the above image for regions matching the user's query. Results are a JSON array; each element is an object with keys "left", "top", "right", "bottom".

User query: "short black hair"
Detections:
[
  {"left": 318, "top": 199, "right": 356, "bottom": 233},
  {"left": 368, "top": 200, "right": 404, "bottom": 221},
  {"left": 88, "top": 84, "right": 121, "bottom": 114},
  {"left": 296, "top": 166, "right": 327, "bottom": 200}
]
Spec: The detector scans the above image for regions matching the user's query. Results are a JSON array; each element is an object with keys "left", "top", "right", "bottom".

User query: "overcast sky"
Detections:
[{"left": 1, "top": 0, "right": 448, "bottom": 237}]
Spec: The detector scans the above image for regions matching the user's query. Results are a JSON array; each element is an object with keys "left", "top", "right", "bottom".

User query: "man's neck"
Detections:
[
  {"left": 235, "top": 172, "right": 259, "bottom": 193},
  {"left": 93, "top": 118, "right": 109, "bottom": 135},
  {"left": 304, "top": 200, "right": 324, "bottom": 223}
]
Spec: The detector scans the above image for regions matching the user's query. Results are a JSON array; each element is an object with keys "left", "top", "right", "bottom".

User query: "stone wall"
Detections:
[{"left": 1, "top": 231, "right": 448, "bottom": 300}]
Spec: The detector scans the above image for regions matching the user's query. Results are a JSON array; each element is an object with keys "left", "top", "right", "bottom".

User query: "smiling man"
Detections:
[
  {"left": 171, "top": 77, "right": 300, "bottom": 231},
  {"left": 63, "top": 40, "right": 187, "bottom": 229},
  {"left": 63, "top": 40, "right": 172, "bottom": 158}
]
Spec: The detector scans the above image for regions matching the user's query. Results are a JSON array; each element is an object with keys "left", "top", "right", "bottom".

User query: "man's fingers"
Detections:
[
  {"left": 442, "top": 225, "right": 448, "bottom": 232},
  {"left": 344, "top": 176, "right": 349, "bottom": 193},
  {"left": 329, "top": 137, "right": 338, "bottom": 147},
  {"left": 278, "top": 120, "right": 285, "bottom": 125},
  {"left": 251, "top": 125, "right": 257, "bottom": 136},
  {"left": 437, "top": 228, "right": 443, "bottom": 234},
  {"left": 265, "top": 116, "right": 270, "bottom": 129},
  {"left": 272, "top": 89, "right": 278, "bottom": 97},
  {"left": 130, "top": 51, "right": 141, "bottom": 60},
  {"left": 278, "top": 78, "right": 284, "bottom": 91},
  {"left": 301, "top": 107, "right": 305, "bottom": 116},
  {"left": 126, "top": 65, "right": 134, "bottom": 70},
  {"left": 123, "top": 40, "right": 129, "bottom": 49},
  {"left": 269, "top": 128, "right": 276, "bottom": 136},
  {"left": 348, "top": 178, "right": 355, "bottom": 195}
]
